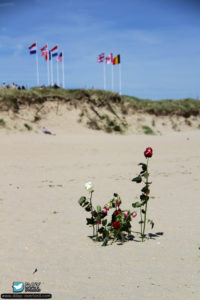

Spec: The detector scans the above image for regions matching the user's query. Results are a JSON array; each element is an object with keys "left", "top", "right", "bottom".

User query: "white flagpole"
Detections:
[
  {"left": 57, "top": 59, "right": 59, "bottom": 86},
  {"left": 36, "top": 41, "right": 39, "bottom": 86},
  {"left": 104, "top": 62, "right": 106, "bottom": 90},
  {"left": 51, "top": 57, "right": 54, "bottom": 85},
  {"left": 119, "top": 63, "right": 122, "bottom": 95},
  {"left": 62, "top": 50, "right": 65, "bottom": 88},
  {"left": 47, "top": 44, "right": 50, "bottom": 86},
  {"left": 112, "top": 64, "right": 114, "bottom": 92}
]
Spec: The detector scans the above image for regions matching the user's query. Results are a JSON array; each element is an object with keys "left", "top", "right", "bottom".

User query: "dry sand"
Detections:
[{"left": 0, "top": 127, "right": 200, "bottom": 299}]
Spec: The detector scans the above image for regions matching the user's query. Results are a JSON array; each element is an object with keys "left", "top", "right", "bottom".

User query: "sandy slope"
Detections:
[{"left": 0, "top": 129, "right": 199, "bottom": 299}]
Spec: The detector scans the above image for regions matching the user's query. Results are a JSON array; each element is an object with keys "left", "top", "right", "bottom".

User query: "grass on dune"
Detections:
[{"left": 0, "top": 87, "right": 200, "bottom": 117}]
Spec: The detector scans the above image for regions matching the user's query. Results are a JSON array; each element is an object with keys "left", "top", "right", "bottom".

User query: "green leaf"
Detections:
[
  {"left": 78, "top": 196, "right": 86, "bottom": 206},
  {"left": 148, "top": 219, "right": 155, "bottom": 229},
  {"left": 138, "top": 163, "right": 147, "bottom": 172},
  {"left": 140, "top": 194, "right": 149, "bottom": 201},
  {"left": 102, "top": 219, "right": 107, "bottom": 226},
  {"left": 132, "top": 175, "right": 142, "bottom": 183},
  {"left": 141, "top": 209, "right": 145, "bottom": 214},
  {"left": 141, "top": 185, "right": 149, "bottom": 193},
  {"left": 86, "top": 217, "right": 95, "bottom": 225},
  {"left": 85, "top": 204, "right": 92, "bottom": 212},
  {"left": 91, "top": 210, "right": 98, "bottom": 217},
  {"left": 132, "top": 202, "right": 142, "bottom": 208},
  {"left": 97, "top": 205, "right": 101, "bottom": 213}
]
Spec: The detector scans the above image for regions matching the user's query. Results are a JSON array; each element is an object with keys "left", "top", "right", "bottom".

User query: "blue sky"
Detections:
[{"left": 0, "top": 0, "right": 200, "bottom": 99}]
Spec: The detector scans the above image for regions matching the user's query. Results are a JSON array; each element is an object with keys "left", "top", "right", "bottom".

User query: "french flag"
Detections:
[
  {"left": 28, "top": 42, "right": 37, "bottom": 54},
  {"left": 50, "top": 45, "right": 58, "bottom": 57}
]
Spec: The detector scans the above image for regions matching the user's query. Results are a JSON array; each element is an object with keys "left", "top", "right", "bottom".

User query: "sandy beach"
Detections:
[{"left": 0, "top": 129, "right": 200, "bottom": 299}]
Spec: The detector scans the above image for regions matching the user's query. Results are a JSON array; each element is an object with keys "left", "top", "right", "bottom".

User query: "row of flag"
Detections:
[
  {"left": 97, "top": 53, "right": 120, "bottom": 65},
  {"left": 97, "top": 52, "right": 121, "bottom": 94},
  {"left": 28, "top": 42, "right": 64, "bottom": 87},
  {"left": 28, "top": 43, "right": 63, "bottom": 63}
]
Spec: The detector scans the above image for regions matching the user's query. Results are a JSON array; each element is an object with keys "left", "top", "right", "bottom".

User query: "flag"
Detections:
[
  {"left": 97, "top": 53, "right": 104, "bottom": 63},
  {"left": 41, "top": 45, "right": 49, "bottom": 61},
  {"left": 113, "top": 54, "right": 120, "bottom": 65},
  {"left": 40, "top": 45, "right": 48, "bottom": 52},
  {"left": 50, "top": 45, "right": 58, "bottom": 57},
  {"left": 56, "top": 52, "right": 63, "bottom": 62},
  {"left": 105, "top": 53, "right": 113, "bottom": 64},
  {"left": 42, "top": 51, "right": 49, "bottom": 61},
  {"left": 49, "top": 50, "right": 51, "bottom": 60},
  {"left": 28, "top": 42, "right": 37, "bottom": 54}
]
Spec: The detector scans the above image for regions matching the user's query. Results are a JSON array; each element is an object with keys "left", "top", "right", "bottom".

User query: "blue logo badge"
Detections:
[{"left": 12, "top": 282, "right": 24, "bottom": 292}]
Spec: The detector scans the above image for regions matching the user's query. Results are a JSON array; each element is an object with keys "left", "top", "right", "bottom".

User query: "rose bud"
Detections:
[
  {"left": 85, "top": 181, "right": 93, "bottom": 192},
  {"left": 113, "top": 221, "right": 120, "bottom": 229},
  {"left": 98, "top": 220, "right": 101, "bottom": 225},
  {"left": 144, "top": 147, "right": 153, "bottom": 158},
  {"left": 104, "top": 206, "right": 109, "bottom": 211},
  {"left": 116, "top": 200, "right": 121, "bottom": 207},
  {"left": 131, "top": 212, "right": 137, "bottom": 218},
  {"left": 101, "top": 209, "right": 107, "bottom": 214},
  {"left": 124, "top": 212, "right": 129, "bottom": 219}
]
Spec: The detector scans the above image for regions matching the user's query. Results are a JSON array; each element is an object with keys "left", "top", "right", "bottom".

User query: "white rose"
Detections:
[{"left": 85, "top": 181, "right": 93, "bottom": 192}]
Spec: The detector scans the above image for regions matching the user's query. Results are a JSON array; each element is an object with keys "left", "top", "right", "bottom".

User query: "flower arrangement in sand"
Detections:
[{"left": 78, "top": 147, "right": 154, "bottom": 246}]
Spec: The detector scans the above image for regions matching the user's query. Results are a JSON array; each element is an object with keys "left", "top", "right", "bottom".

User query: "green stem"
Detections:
[
  {"left": 89, "top": 191, "right": 95, "bottom": 237},
  {"left": 140, "top": 207, "right": 143, "bottom": 237},
  {"left": 142, "top": 202, "right": 148, "bottom": 242},
  {"left": 142, "top": 157, "right": 149, "bottom": 242}
]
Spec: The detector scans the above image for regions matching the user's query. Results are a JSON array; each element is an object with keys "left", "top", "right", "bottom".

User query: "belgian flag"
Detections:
[{"left": 113, "top": 54, "right": 120, "bottom": 65}]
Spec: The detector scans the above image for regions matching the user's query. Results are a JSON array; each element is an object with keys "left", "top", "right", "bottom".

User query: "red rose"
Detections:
[
  {"left": 144, "top": 147, "right": 153, "bottom": 158},
  {"left": 116, "top": 209, "right": 121, "bottom": 216},
  {"left": 113, "top": 221, "right": 120, "bottom": 229}
]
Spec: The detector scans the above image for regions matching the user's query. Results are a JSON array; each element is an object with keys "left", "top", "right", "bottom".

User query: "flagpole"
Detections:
[
  {"left": 51, "top": 54, "right": 53, "bottom": 86},
  {"left": 36, "top": 41, "right": 39, "bottom": 86},
  {"left": 104, "top": 62, "right": 106, "bottom": 90},
  {"left": 112, "top": 64, "right": 114, "bottom": 92},
  {"left": 57, "top": 59, "right": 59, "bottom": 86},
  {"left": 47, "top": 44, "right": 50, "bottom": 86},
  {"left": 62, "top": 50, "right": 65, "bottom": 88},
  {"left": 119, "top": 63, "right": 122, "bottom": 95}
]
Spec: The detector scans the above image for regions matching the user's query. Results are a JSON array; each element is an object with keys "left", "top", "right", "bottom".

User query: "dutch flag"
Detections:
[
  {"left": 50, "top": 45, "right": 58, "bottom": 57},
  {"left": 28, "top": 42, "right": 37, "bottom": 54}
]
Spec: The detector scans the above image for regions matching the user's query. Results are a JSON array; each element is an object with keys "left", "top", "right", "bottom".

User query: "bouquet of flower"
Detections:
[{"left": 78, "top": 147, "right": 154, "bottom": 246}]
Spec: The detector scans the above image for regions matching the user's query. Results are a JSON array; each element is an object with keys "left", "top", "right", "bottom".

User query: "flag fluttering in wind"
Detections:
[
  {"left": 105, "top": 53, "right": 113, "bottom": 64},
  {"left": 50, "top": 45, "right": 58, "bottom": 57},
  {"left": 28, "top": 42, "right": 37, "bottom": 54},
  {"left": 40, "top": 45, "right": 49, "bottom": 61},
  {"left": 56, "top": 52, "right": 63, "bottom": 62},
  {"left": 28, "top": 42, "right": 39, "bottom": 85},
  {"left": 112, "top": 54, "right": 120, "bottom": 65},
  {"left": 97, "top": 53, "right": 105, "bottom": 63},
  {"left": 40, "top": 44, "right": 48, "bottom": 52}
]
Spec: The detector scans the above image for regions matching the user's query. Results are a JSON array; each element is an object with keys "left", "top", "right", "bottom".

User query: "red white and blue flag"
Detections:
[
  {"left": 50, "top": 45, "right": 58, "bottom": 57},
  {"left": 56, "top": 52, "right": 63, "bottom": 62},
  {"left": 97, "top": 53, "right": 104, "bottom": 63},
  {"left": 106, "top": 53, "right": 113, "bottom": 64},
  {"left": 28, "top": 42, "right": 37, "bottom": 54},
  {"left": 40, "top": 45, "right": 48, "bottom": 52}
]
